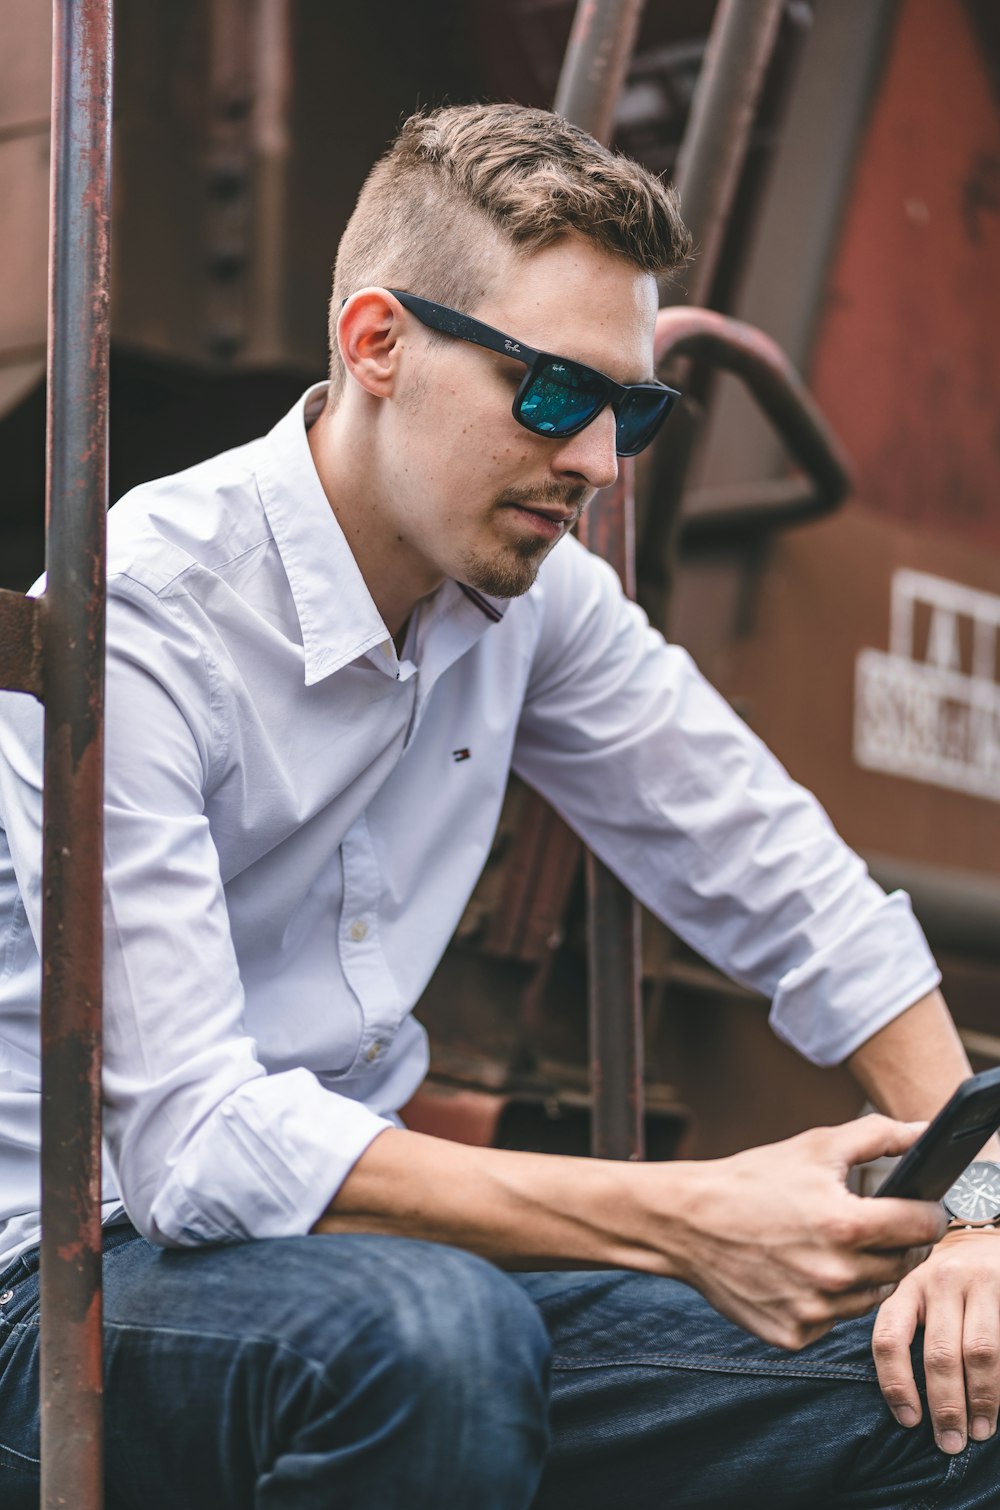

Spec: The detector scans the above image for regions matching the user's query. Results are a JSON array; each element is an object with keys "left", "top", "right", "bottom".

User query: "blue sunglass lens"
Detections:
[
  {"left": 615, "top": 388, "right": 674, "bottom": 456},
  {"left": 518, "top": 361, "right": 607, "bottom": 436},
  {"left": 518, "top": 361, "right": 677, "bottom": 455}
]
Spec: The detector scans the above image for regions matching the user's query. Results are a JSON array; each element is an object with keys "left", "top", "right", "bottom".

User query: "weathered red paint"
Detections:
[{"left": 811, "top": 0, "right": 1000, "bottom": 553}]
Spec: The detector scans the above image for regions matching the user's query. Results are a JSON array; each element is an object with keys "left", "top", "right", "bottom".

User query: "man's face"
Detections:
[{"left": 377, "top": 236, "right": 660, "bottom": 600}]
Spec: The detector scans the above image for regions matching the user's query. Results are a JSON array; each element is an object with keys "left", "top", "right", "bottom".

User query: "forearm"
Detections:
[
  {"left": 313, "top": 1126, "right": 687, "bottom": 1274},
  {"left": 317, "top": 1117, "right": 946, "bottom": 1352},
  {"left": 847, "top": 987, "right": 1000, "bottom": 1159}
]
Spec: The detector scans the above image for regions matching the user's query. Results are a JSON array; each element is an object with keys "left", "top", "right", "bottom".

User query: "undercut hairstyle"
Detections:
[{"left": 326, "top": 102, "right": 692, "bottom": 401}]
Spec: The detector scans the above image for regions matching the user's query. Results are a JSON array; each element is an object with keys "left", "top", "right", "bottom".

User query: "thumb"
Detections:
[{"left": 829, "top": 1114, "right": 928, "bottom": 1170}]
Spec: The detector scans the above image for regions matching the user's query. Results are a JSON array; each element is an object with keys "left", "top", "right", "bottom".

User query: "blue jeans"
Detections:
[{"left": 0, "top": 1225, "right": 996, "bottom": 1508}]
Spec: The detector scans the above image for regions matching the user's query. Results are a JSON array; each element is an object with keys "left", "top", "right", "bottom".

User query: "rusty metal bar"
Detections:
[
  {"left": 653, "top": 306, "right": 852, "bottom": 540},
  {"left": 584, "top": 847, "right": 644, "bottom": 1157},
  {"left": 669, "top": 0, "right": 786, "bottom": 309},
  {"left": 39, "top": 2, "right": 113, "bottom": 1507},
  {"left": 0, "top": 590, "right": 45, "bottom": 700},
  {"left": 554, "top": 4, "right": 647, "bottom": 1161},
  {"left": 553, "top": 0, "right": 646, "bottom": 145},
  {"left": 576, "top": 466, "right": 644, "bottom": 1160}
]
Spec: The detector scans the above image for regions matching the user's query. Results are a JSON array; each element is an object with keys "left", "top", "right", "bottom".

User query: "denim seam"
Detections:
[
  {"left": 915, "top": 1440, "right": 971, "bottom": 1510},
  {"left": 104, "top": 1318, "right": 341, "bottom": 1394},
  {"left": 550, "top": 1353, "right": 876, "bottom": 1382},
  {"left": 0, "top": 1437, "right": 41, "bottom": 1469},
  {"left": 835, "top": 1366, "right": 959, "bottom": 1510}
]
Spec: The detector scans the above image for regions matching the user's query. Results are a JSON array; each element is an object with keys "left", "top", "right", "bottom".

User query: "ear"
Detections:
[{"left": 336, "top": 288, "right": 407, "bottom": 399}]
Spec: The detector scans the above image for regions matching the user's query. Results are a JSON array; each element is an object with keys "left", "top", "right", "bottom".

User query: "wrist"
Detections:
[{"left": 624, "top": 1156, "right": 730, "bottom": 1286}]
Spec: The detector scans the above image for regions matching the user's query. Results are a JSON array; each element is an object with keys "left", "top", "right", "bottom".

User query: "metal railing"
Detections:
[{"left": 0, "top": 3, "right": 113, "bottom": 1506}]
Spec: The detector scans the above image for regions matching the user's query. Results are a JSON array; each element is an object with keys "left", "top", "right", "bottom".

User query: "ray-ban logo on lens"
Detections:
[{"left": 452, "top": 748, "right": 471, "bottom": 763}]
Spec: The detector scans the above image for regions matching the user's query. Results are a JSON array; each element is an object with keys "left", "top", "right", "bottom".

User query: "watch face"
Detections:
[{"left": 944, "top": 1161, "right": 1000, "bottom": 1222}]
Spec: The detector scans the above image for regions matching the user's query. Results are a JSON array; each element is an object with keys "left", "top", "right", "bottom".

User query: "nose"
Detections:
[{"left": 550, "top": 404, "right": 619, "bottom": 491}]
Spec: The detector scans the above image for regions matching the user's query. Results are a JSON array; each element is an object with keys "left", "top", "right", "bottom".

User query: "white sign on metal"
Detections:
[{"left": 854, "top": 570, "right": 1000, "bottom": 802}]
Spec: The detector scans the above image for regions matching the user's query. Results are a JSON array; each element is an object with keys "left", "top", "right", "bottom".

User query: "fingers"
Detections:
[
  {"left": 922, "top": 1285, "right": 970, "bottom": 1453},
  {"left": 827, "top": 1114, "right": 928, "bottom": 1169},
  {"left": 839, "top": 1246, "right": 930, "bottom": 1291},
  {"left": 872, "top": 1284, "right": 924, "bottom": 1429},
  {"left": 803, "top": 1242, "right": 927, "bottom": 1302},
  {"left": 777, "top": 1269, "right": 903, "bottom": 1351},
  {"left": 847, "top": 1194, "right": 948, "bottom": 1252},
  {"left": 874, "top": 1237, "right": 1000, "bottom": 1454},
  {"left": 962, "top": 1282, "right": 1000, "bottom": 1443}
]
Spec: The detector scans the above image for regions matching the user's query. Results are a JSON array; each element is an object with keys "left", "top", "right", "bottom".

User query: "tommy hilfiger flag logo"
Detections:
[{"left": 452, "top": 748, "right": 471, "bottom": 763}]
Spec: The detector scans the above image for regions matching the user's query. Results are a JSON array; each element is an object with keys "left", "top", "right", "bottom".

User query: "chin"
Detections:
[{"left": 461, "top": 535, "right": 559, "bottom": 600}]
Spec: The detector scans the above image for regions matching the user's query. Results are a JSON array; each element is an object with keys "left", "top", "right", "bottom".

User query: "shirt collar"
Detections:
[{"left": 254, "top": 384, "right": 508, "bottom": 687}]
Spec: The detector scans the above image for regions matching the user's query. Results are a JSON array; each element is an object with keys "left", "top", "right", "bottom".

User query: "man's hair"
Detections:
[{"left": 326, "top": 102, "right": 692, "bottom": 400}]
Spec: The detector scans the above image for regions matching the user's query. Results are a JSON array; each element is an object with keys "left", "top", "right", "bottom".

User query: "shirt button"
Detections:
[
  {"left": 348, "top": 919, "right": 369, "bottom": 942},
  {"left": 366, "top": 1041, "right": 382, "bottom": 1062}
]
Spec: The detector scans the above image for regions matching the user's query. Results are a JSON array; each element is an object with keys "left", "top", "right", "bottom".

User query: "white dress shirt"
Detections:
[{"left": 0, "top": 385, "right": 940, "bottom": 1270}]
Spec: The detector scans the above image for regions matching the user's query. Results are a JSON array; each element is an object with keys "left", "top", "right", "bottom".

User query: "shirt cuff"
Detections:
[
  {"left": 145, "top": 1068, "right": 393, "bottom": 1246},
  {"left": 768, "top": 889, "right": 942, "bottom": 1066}
]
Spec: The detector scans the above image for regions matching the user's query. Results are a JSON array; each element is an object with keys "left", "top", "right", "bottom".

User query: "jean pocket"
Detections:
[
  {"left": 0, "top": 1289, "right": 42, "bottom": 1482},
  {"left": 0, "top": 1257, "right": 41, "bottom": 1332}
]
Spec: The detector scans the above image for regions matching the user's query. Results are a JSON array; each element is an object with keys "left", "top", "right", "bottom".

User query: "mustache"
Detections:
[{"left": 494, "top": 482, "right": 589, "bottom": 514}]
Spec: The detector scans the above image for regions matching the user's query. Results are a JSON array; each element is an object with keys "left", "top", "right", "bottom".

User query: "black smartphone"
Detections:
[{"left": 873, "top": 1066, "right": 1000, "bottom": 1202}]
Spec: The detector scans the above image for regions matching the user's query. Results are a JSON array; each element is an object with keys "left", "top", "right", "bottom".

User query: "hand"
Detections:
[
  {"left": 872, "top": 1226, "right": 1000, "bottom": 1454},
  {"left": 661, "top": 1115, "right": 947, "bottom": 1351}
]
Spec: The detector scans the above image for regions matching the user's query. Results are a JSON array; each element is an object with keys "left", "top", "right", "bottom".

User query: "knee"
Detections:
[
  {"left": 392, "top": 1241, "right": 549, "bottom": 1384},
  {"left": 336, "top": 1240, "right": 551, "bottom": 1494},
  {"left": 371, "top": 1240, "right": 550, "bottom": 1409}
]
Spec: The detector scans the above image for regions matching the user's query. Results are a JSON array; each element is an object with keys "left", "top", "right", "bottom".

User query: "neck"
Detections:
[{"left": 307, "top": 397, "right": 443, "bottom": 638}]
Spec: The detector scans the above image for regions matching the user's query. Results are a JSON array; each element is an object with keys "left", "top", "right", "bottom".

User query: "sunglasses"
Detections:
[{"left": 386, "top": 289, "right": 681, "bottom": 457}]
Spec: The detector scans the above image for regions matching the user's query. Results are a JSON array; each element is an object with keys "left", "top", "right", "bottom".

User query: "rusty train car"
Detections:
[{"left": 3, "top": 0, "right": 999, "bottom": 1175}]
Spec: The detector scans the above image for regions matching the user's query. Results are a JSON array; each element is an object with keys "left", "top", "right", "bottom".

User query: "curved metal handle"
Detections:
[{"left": 655, "top": 306, "right": 854, "bottom": 542}]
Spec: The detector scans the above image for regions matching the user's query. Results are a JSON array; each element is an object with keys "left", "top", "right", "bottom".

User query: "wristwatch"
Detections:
[{"left": 943, "top": 1161, "right": 1000, "bottom": 1229}]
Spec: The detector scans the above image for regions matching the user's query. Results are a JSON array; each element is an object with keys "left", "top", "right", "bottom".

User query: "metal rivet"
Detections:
[{"left": 0, "top": 1289, "right": 13, "bottom": 1305}]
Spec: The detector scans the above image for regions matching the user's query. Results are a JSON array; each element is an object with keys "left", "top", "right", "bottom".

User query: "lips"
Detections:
[
  {"left": 504, "top": 502, "right": 578, "bottom": 526},
  {"left": 504, "top": 504, "right": 573, "bottom": 539},
  {"left": 525, "top": 506, "right": 577, "bottom": 523}
]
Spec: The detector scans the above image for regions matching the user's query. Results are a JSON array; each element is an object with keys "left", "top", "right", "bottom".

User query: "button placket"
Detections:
[{"left": 338, "top": 815, "right": 406, "bottom": 1065}]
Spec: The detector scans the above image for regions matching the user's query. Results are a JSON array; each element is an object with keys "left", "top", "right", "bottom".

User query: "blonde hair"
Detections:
[{"left": 327, "top": 102, "right": 691, "bottom": 399}]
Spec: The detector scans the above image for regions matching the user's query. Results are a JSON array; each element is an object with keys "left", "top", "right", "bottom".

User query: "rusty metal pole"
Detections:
[
  {"left": 668, "top": 0, "right": 786, "bottom": 308},
  {"left": 578, "top": 482, "right": 645, "bottom": 1162},
  {"left": 555, "top": 0, "right": 647, "bottom": 1161},
  {"left": 39, "top": 2, "right": 113, "bottom": 1506},
  {"left": 554, "top": 0, "right": 645, "bottom": 147}
]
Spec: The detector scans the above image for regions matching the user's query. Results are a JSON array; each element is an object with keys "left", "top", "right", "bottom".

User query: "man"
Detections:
[{"left": 0, "top": 103, "right": 998, "bottom": 1508}]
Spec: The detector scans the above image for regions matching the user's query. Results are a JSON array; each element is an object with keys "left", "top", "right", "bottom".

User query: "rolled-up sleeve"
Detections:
[
  {"left": 514, "top": 539, "right": 940, "bottom": 1067},
  {"left": 9, "top": 575, "right": 390, "bottom": 1247}
]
